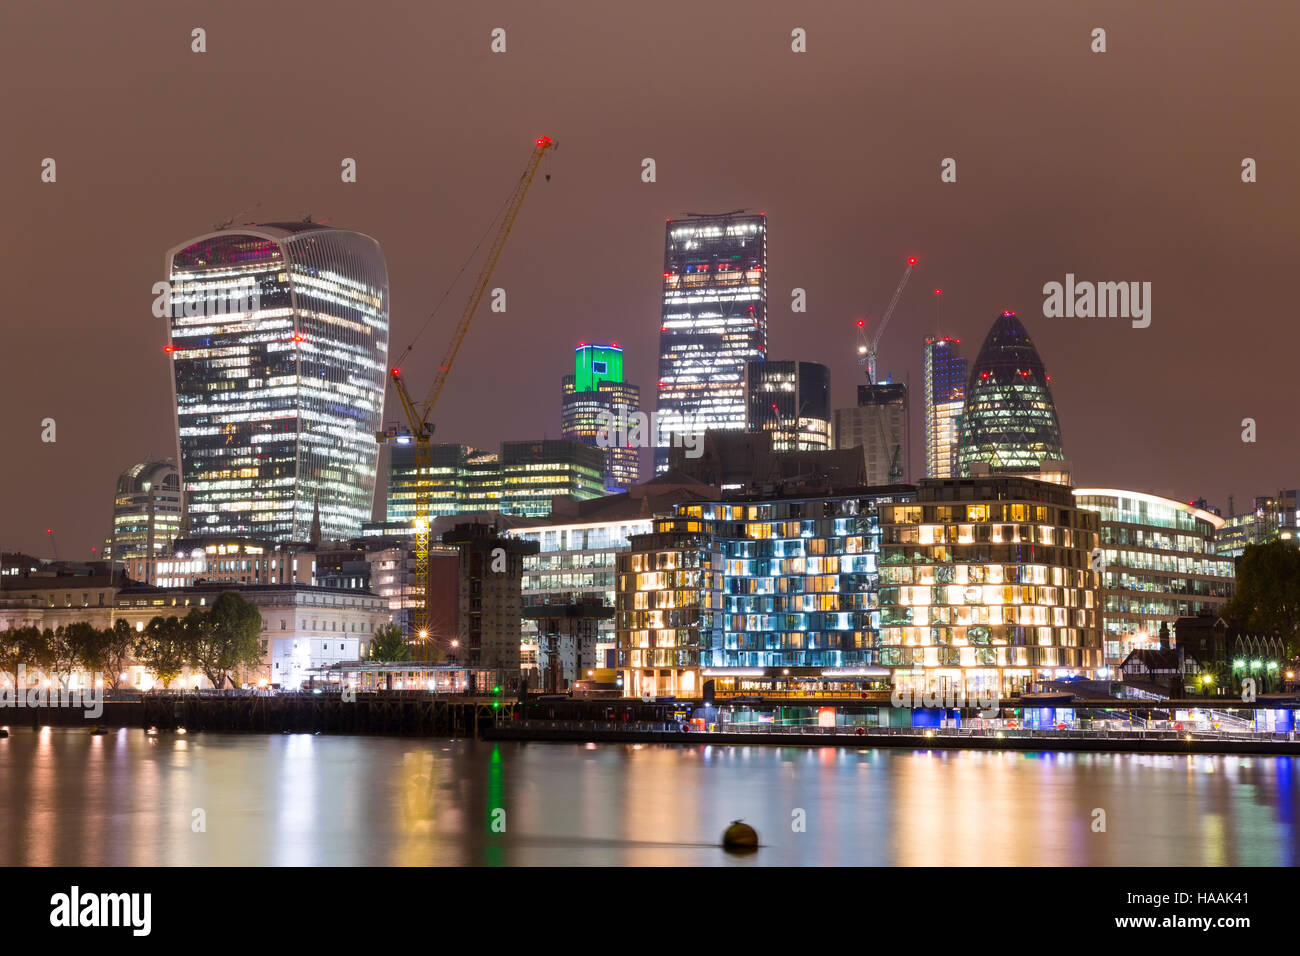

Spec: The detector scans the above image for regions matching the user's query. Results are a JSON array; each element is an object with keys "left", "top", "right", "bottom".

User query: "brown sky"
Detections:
[{"left": 2, "top": 0, "right": 1297, "bottom": 559}]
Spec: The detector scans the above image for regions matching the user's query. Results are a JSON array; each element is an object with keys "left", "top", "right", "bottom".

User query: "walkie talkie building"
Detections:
[{"left": 164, "top": 222, "right": 390, "bottom": 543}]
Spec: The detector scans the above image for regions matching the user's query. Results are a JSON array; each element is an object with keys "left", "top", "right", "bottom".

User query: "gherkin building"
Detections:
[{"left": 957, "top": 311, "right": 1064, "bottom": 475}]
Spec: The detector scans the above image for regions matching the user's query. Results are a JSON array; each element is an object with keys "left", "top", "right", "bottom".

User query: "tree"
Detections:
[
  {"left": 0, "top": 626, "right": 29, "bottom": 678},
  {"left": 1223, "top": 540, "right": 1300, "bottom": 656},
  {"left": 100, "top": 620, "right": 140, "bottom": 691},
  {"left": 193, "top": 593, "right": 264, "bottom": 688},
  {"left": 63, "top": 621, "right": 104, "bottom": 683},
  {"left": 38, "top": 626, "right": 81, "bottom": 690},
  {"left": 369, "top": 623, "right": 410, "bottom": 662},
  {"left": 139, "top": 616, "right": 185, "bottom": 689},
  {"left": 73, "top": 620, "right": 140, "bottom": 691},
  {"left": 13, "top": 626, "right": 46, "bottom": 672}
]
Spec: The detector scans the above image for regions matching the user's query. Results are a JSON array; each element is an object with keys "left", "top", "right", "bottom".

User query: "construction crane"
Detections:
[
  {"left": 380, "top": 135, "right": 556, "bottom": 644},
  {"left": 854, "top": 256, "right": 917, "bottom": 483},
  {"left": 858, "top": 255, "right": 917, "bottom": 385}
]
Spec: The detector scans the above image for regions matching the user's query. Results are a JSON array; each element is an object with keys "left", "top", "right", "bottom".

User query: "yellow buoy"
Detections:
[{"left": 722, "top": 820, "right": 758, "bottom": 851}]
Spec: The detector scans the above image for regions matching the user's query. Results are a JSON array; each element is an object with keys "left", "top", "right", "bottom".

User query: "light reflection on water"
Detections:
[{"left": 0, "top": 727, "right": 1295, "bottom": 866}]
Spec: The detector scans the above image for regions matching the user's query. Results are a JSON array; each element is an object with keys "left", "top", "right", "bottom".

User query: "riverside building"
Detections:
[
  {"left": 876, "top": 476, "right": 1103, "bottom": 698},
  {"left": 166, "top": 221, "right": 390, "bottom": 542},
  {"left": 1073, "top": 489, "right": 1234, "bottom": 667},
  {"left": 615, "top": 485, "right": 914, "bottom": 699}
]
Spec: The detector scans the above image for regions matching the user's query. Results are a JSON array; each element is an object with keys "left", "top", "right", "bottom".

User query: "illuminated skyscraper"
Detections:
[
  {"left": 958, "top": 311, "right": 1064, "bottom": 475},
  {"left": 655, "top": 211, "right": 767, "bottom": 472},
  {"left": 561, "top": 343, "right": 641, "bottom": 491},
  {"left": 166, "top": 222, "right": 390, "bottom": 542},
  {"left": 103, "top": 459, "right": 183, "bottom": 579},
  {"left": 923, "top": 336, "right": 966, "bottom": 478},
  {"left": 745, "top": 360, "right": 831, "bottom": 451}
]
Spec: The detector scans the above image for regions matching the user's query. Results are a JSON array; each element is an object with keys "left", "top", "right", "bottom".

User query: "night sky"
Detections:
[{"left": 3, "top": 0, "right": 1297, "bottom": 559}]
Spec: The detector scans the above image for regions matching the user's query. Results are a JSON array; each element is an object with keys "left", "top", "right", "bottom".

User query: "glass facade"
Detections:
[
  {"left": 877, "top": 477, "right": 1103, "bottom": 697},
  {"left": 655, "top": 212, "right": 767, "bottom": 472},
  {"left": 167, "top": 224, "right": 390, "bottom": 542},
  {"left": 386, "top": 443, "right": 474, "bottom": 523},
  {"left": 616, "top": 491, "right": 908, "bottom": 698},
  {"left": 923, "top": 336, "right": 966, "bottom": 478},
  {"left": 560, "top": 345, "right": 642, "bottom": 492},
  {"left": 1073, "top": 489, "right": 1235, "bottom": 665},
  {"left": 519, "top": 518, "right": 654, "bottom": 664},
  {"left": 957, "top": 312, "right": 1064, "bottom": 475},
  {"left": 387, "top": 440, "right": 605, "bottom": 520},
  {"left": 500, "top": 440, "right": 606, "bottom": 517},
  {"left": 1218, "top": 491, "right": 1300, "bottom": 557},
  {"left": 745, "top": 360, "right": 831, "bottom": 451},
  {"left": 103, "top": 459, "right": 182, "bottom": 575}
]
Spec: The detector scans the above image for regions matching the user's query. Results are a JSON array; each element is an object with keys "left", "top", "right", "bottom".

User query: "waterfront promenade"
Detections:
[
  {"left": 484, "top": 717, "right": 1300, "bottom": 756},
  {"left": 5, "top": 689, "right": 1300, "bottom": 755}
]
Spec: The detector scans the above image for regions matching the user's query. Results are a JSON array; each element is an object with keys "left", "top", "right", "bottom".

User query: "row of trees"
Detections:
[{"left": 0, "top": 591, "right": 265, "bottom": 690}]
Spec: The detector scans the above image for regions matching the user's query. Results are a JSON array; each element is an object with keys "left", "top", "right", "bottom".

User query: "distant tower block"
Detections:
[
  {"left": 655, "top": 211, "right": 767, "bottom": 473},
  {"left": 561, "top": 343, "right": 642, "bottom": 492}
]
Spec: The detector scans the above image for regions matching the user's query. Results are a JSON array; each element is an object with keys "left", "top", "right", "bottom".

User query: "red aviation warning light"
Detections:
[{"left": 908, "top": 256, "right": 918, "bottom": 266}]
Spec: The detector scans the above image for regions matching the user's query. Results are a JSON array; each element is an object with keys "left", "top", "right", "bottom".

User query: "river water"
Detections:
[{"left": 1, "top": 727, "right": 1295, "bottom": 865}]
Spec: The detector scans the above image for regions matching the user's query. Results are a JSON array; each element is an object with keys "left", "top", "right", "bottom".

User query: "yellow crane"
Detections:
[{"left": 382, "top": 135, "right": 556, "bottom": 645}]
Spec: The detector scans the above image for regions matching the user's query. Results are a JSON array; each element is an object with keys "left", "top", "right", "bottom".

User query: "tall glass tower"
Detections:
[
  {"left": 165, "top": 222, "right": 390, "bottom": 542},
  {"left": 922, "top": 336, "right": 967, "bottom": 478},
  {"left": 655, "top": 211, "right": 767, "bottom": 472},
  {"left": 561, "top": 343, "right": 641, "bottom": 491},
  {"left": 745, "top": 360, "right": 831, "bottom": 451},
  {"left": 957, "top": 311, "right": 1064, "bottom": 475}
]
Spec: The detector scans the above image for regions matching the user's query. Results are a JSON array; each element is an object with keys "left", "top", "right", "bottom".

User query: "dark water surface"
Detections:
[{"left": 1, "top": 727, "right": 1295, "bottom": 865}]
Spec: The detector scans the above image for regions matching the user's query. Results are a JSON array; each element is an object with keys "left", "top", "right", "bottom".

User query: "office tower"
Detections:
[
  {"left": 923, "top": 336, "right": 967, "bottom": 478},
  {"left": 655, "top": 211, "right": 767, "bottom": 472},
  {"left": 386, "top": 443, "right": 474, "bottom": 523},
  {"left": 834, "top": 383, "right": 908, "bottom": 485},
  {"left": 561, "top": 343, "right": 642, "bottom": 491},
  {"left": 745, "top": 360, "right": 832, "bottom": 451},
  {"left": 957, "top": 311, "right": 1064, "bottom": 476},
  {"left": 1073, "top": 489, "right": 1234, "bottom": 666},
  {"left": 387, "top": 439, "right": 605, "bottom": 520},
  {"left": 166, "top": 222, "right": 390, "bottom": 542},
  {"left": 1218, "top": 491, "right": 1300, "bottom": 557},
  {"left": 500, "top": 440, "right": 606, "bottom": 517},
  {"left": 103, "top": 459, "right": 183, "bottom": 579}
]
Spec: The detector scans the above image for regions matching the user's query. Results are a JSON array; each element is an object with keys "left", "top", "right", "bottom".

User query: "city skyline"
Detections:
[{"left": 5, "top": 1, "right": 1297, "bottom": 560}]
